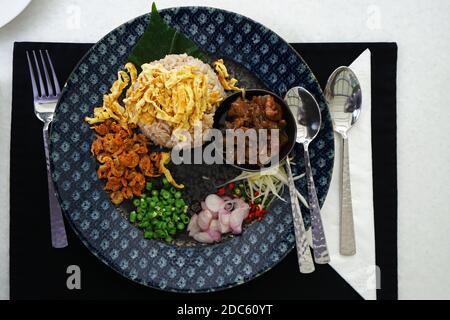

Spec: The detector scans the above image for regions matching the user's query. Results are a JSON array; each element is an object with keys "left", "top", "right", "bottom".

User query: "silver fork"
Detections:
[{"left": 26, "top": 50, "right": 68, "bottom": 248}]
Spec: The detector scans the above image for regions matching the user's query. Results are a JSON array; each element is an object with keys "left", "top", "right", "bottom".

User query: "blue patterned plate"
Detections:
[{"left": 50, "top": 6, "right": 334, "bottom": 292}]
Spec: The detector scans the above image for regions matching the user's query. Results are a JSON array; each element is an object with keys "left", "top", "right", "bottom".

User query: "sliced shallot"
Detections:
[
  {"left": 209, "top": 219, "right": 221, "bottom": 233},
  {"left": 207, "top": 228, "right": 221, "bottom": 242},
  {"left": 229, "top": 203, "right": 250, "bottom": 234},
  {"left": 224, "top": 200, "right": 234, "bottom": 212},
  {"left": 193, "top": 232, "right": 215, "bottom": 244},
  {"left": 197, "top": 209, "right": 213, "bottom": 231},
  {"left": 218, "top": 208, "right": 231, "bottom": 234},
  {"left": 205, "top": 194, "right": 225, "bottom": 213},
  {"left": 191, "top": 194, "right": 251, "bottom": 243},
  {"left": 187, "top": 214, "right": 201, "bottom": 236}
]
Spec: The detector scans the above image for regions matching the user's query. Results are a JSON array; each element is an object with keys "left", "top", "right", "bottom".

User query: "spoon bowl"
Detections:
[
  {"left": 285, "top": 87, "right": 322, "bottom": 145},
  {"left": 325, "top": 66, "right": 362, "bottom": 138}
]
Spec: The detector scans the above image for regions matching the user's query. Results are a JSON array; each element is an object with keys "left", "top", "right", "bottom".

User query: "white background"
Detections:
[{"left": 0, "top": 0, "right": 449, "bottom": 300}]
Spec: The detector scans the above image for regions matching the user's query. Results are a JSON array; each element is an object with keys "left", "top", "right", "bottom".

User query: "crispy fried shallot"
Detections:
[{"left": 91, "top": 119, "right": 160, "bottom": 204}]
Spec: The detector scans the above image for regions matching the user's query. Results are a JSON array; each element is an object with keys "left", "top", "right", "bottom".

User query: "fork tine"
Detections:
[
  {"left": 26, "top": 51, "right": 38, "bottom": 99},
  {"left": 39, "top": 50, "right": 54, "bottom": 97},
  {"left": 45, "top": 50, "right": 61, "bottom": 95},
  {"left": 32, "top": 50, "right": 46, "bottom": 97}
]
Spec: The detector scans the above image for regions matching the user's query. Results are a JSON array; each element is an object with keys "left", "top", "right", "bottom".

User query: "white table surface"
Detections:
[{"left": 1, "top": 0, "right": 449, "bottom": 300}]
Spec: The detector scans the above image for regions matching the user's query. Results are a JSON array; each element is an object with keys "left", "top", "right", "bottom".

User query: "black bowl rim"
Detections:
[{"left": 213, "top": 88, "right": 297, "bottom": 172}]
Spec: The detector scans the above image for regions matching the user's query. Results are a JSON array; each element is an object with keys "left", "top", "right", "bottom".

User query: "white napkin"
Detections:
[{"left": 321, "top": 49, "right": 377, "bottom": 300}]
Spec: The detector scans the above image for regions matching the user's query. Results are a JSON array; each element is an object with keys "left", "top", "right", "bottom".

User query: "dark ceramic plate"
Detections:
[{"left": 49, "top": 6, "right": 334, "bottom": 292}]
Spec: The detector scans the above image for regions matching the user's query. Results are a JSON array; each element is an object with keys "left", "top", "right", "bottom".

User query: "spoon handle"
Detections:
[
  {"left": 303, "top": 145, "right": 330, "bottom": 264},
  {"left": 340, "top": 137, "right": 356, "bottom": 255},
  {"left": 285, "top": 158, "right": 315, "bottom": 274}
]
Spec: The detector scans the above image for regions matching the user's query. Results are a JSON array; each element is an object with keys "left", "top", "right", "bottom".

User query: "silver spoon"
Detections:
[
  {"left": 325, "top": 66, "right": 362, "bottom": 256},
  {"left": 285, "top": 87, "right": 330, "bottom": 264},
  {"left": 284, "top": 157, "right": 315, "bottom": 274}
]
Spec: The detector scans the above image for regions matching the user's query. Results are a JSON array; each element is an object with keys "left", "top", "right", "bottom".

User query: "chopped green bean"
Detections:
[
  {"left": 175, "top": 199, "right": 184, "bottom": 208},
  {"left": 177, "top": 222, "right": 185, "bottom": 230},
  {"left": 130, "top": 177, "right": 191, "bottom": 242},
  {"left": 144, "top": 231, "right": 153, "bottom": 239},
  {"left": 139, "top": 221, "right": 150, "bottom": 228},
  {"left": 180, "top": 214, "right": 189, "bottom": 224},
  {"left": 161, "top": 190, "right": 171, "bottom": 199},
  {"left": 129, "top": 211, "right": 137, "bottom": 223}
]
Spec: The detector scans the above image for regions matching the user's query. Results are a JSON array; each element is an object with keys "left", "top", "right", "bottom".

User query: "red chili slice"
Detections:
[{"left": 216, "top": 187, "right": 226, "bottom": 196}]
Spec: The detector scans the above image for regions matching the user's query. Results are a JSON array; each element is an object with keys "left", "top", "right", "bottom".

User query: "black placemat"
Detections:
[{"left": 10, "top": 41, "right": 397, "bottom": 300}]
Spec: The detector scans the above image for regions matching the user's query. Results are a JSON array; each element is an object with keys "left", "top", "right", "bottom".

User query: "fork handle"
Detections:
[
  {"left": 43, "top": 124, "right": 68, "bottom": 248},
  {"left": 340, "top": 137, "right": 356, "bottom": 255}
]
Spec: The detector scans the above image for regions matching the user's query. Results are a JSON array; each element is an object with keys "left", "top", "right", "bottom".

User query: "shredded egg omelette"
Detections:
[
  {"left": 85, "top": 59, "right": 242, "bottom": 133},
  {"left": 124, "top": 62, "right": 223, "bottom": 130}
]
